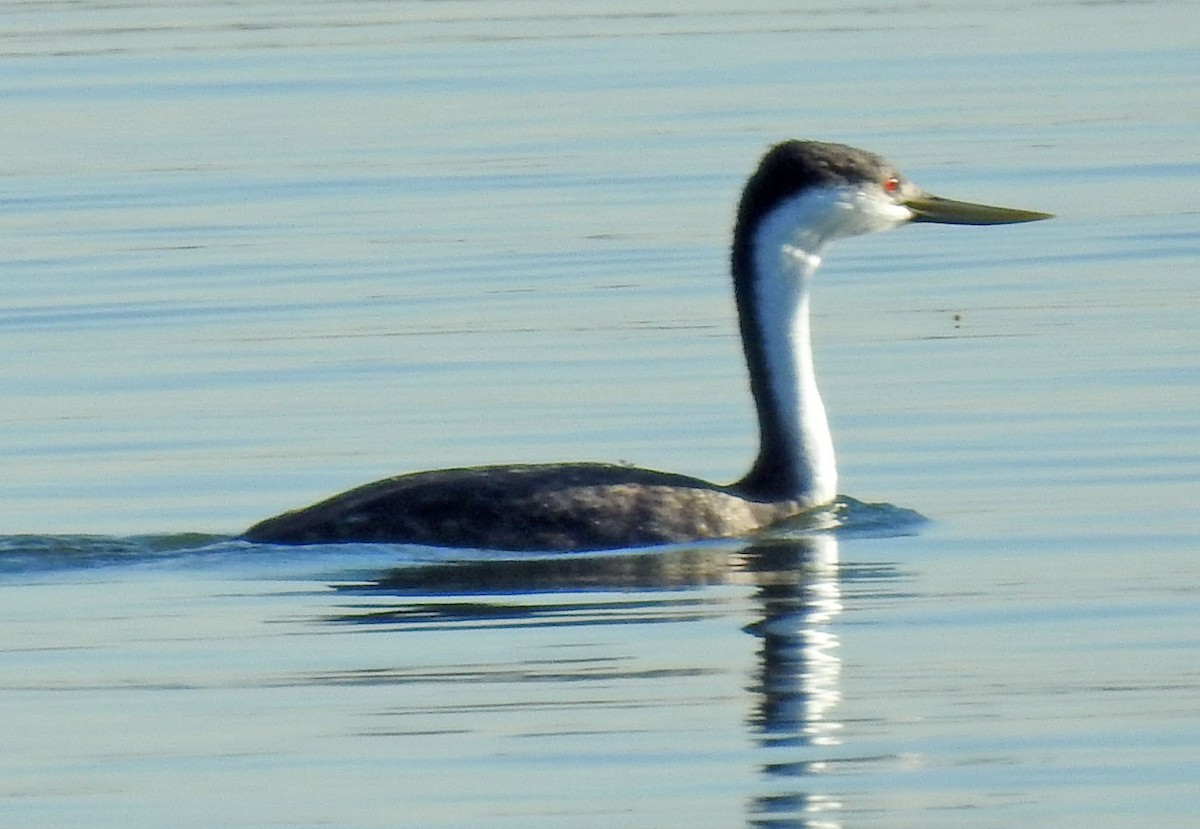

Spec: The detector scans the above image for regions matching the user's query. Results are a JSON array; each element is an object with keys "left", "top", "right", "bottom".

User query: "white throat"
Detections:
[
  {"left": 745, "top": 185, "right": 908, "bottom": 503},
  {"left": 750, "top": 209, "right": 836, "bottom": 503}
]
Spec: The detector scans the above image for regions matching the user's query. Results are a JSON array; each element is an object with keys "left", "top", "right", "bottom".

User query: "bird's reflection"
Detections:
[
  {"left": 332, "top": 529, "right": 853, "bottom": 829},
  {"left": 741, "top": 533, "right": 844, "bottom": 829},
  {"left": 745, "top": 535, "right": 841, "bottom": 745}
]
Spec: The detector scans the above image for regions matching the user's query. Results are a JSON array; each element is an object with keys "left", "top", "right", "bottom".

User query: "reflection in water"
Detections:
[
  {"left": 364, "top": 541, "right": 743, "bottom": 593},
  {"left": 743, "top": 535, "right": 843, "bottom": 829},
  {"left": 328, "top": 531, "right": 852, "bottom": 829}
]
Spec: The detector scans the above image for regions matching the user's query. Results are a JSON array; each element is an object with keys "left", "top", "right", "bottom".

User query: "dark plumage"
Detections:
[{"left": 243, "top": 463, "right": 805, "bottom": 551}]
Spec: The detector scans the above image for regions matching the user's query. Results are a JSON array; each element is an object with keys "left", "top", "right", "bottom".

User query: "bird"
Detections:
[{"left": 242, "top": 140, "right": 1051, "bottom": 552}]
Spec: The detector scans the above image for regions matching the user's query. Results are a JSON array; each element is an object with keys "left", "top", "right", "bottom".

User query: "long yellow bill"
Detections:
[{"left": 904, "top": 193, "right": 1053, "bottom": 225}]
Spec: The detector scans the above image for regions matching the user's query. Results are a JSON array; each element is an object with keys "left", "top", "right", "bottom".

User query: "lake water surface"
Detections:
[{"left": 3, "top": 2, "right": 1198, "bottom": 827}]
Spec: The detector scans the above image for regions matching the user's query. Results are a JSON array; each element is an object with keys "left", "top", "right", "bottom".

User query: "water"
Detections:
[{"left": 3, "top": 1, "right": 1199, "bottom": 826}]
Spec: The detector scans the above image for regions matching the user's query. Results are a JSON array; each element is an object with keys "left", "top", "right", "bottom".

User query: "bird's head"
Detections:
[{"left": 736, "top": 140, "right": 1052, "bottom": 258}]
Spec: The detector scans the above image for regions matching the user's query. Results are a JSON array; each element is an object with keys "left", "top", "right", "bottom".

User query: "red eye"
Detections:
[{"left": 883, "top": 176, "right": 901, "bottom": 193}]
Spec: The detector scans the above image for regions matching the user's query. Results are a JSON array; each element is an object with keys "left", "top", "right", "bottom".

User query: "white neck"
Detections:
[
  {"left": 734, "top": 183, "right": 912, "bottom": 502},
  {"left": 749, "top": 205, "right": 838, "bottom": 504}
]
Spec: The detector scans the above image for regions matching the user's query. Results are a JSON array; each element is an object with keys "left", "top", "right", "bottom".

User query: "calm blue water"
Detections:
[{"left": 3, "top": 2, "right": 1199, "bottom": 827}]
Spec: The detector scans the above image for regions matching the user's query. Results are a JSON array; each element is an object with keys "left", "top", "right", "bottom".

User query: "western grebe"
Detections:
[{"left": 243, "top": 140, "right": 1050, "bottom": 551}]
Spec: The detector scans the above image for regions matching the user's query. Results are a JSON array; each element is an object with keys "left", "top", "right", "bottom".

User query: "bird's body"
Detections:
[
  {"left": 243, "top": 141, "right": 1050, "bottom": 551},
  {"left": 242, "top": 463, "right": 808, "bottom": 551}
]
